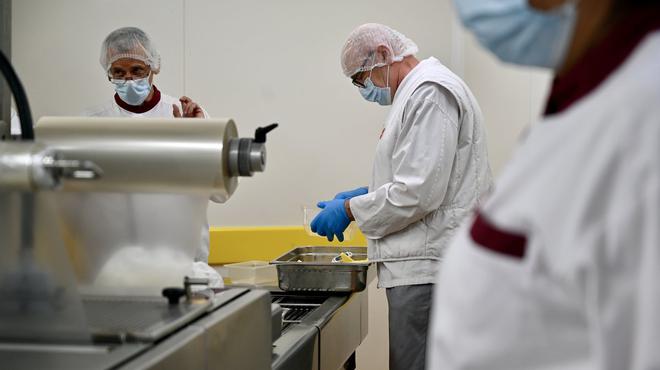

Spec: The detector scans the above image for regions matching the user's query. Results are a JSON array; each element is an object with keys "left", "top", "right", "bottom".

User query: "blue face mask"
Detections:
[
  {"left": 111, "top": 75, "right": 152, "bottom": 106},
  {"left": 453, "top": 0, "right": 578, "bottom": 69},
  {"left": 359, "top": 65, "right": 392, "bottom": 106}
]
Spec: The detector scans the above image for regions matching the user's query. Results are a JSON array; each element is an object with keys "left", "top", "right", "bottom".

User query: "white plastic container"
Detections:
[{"left": 225, "top": 260, "right": 278, "bottom": 285}]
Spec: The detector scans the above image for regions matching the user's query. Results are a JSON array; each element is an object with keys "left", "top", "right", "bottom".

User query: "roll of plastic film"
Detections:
[{"left": 35, "top": 117, "right": 238, "bottom": 201}]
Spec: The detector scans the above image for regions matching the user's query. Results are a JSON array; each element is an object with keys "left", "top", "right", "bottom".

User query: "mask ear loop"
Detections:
[
  {"left": 367, "top": 51, "right": 391, "bottom": 88},
  {"left": 367, "top": 52, "right": 376, "bottom": 81},
  {"left": 385, "top": 63, "right": 390, "bottom": 89}
]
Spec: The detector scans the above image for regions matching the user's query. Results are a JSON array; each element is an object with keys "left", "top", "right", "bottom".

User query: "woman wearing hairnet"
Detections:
[
  {"left": 428, "top": 0, "right": 660, "bottom": 369},
  {"left": 311, "top": 23, "right": 493, "bottom": 370}
]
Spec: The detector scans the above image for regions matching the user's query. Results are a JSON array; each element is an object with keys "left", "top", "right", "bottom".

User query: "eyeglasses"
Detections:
[
  {"left": 351, "top": 52, "right": 376, "bottom": 88},
  {"left": 351, "top": 72, "right": 367, "bottom": 88},
  {"left": 108, "top": 65, "right": 151, "bottom": 80}
]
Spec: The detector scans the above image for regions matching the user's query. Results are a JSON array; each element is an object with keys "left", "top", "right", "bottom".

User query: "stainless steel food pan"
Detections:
[{"left": 270, "top": 246, "right": 370, "bottom": 292}]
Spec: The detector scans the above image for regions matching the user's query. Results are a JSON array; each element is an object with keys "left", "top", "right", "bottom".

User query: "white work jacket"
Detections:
[
  {"left": 350, "top": 57, "right": 493, "bottom": 288},
  {"left": 84, "top": 86, "right": 207, "bottom": 119},
  {"left": 428, "top": 20, "right": 660, "bottom": 370}
]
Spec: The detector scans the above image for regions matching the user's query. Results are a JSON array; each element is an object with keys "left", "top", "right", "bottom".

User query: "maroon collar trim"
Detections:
[
  {"left": 114, "top": 85, "right": 161, "bottom": 114},
  {"left": 544, "top": 6, "right": 660, "bottom": 116}
]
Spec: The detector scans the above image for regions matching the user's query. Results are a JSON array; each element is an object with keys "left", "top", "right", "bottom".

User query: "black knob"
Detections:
[
  {"left": 254, "top": 123, "right": 278, "bottom": 143},
  {"left": 162, "top": 287, "right": 186, "bottom": 305}
]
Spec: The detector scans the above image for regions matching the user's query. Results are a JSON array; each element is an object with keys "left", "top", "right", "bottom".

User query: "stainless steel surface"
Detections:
[
  {"left": 122, "top": 289, "right": 272, "bottom": 370},
  {"left": 41, "top": 156, "right": 103, "bottom": 181},
  {"left": 228, "top": 138, "right": 267, "bottom": 177},
  {"left": 272, "top": 323, "right": 319, "bottom": 370},
  {"left": 0, "top": 288, "right": 272, "bottom": 369},
  {"left": 0, "top": 142, "right": 59, "bottom": 190},
  {"left": 183, "top": 276, "right": 209, "bottom": 301},
  {"left": 195, "top": 289, "right": 271, "bottom": 370},
  {"left": 271, "top": 246, "right": 371, "bottom": 292},
  {"left": 0, "top": 192, "right": 91, "bottom": 344},
  {"left": 81, "top": 288, "right": 247, "bottom": 345},
  {"left": 318, "top": 291, "right": 367, "bottom": 370},
  {"left": 0, "top": 341, "right": 150, "bottom": 370},
  {"left": 271, "top": 303, "right": 283, "bottom": 342},
  {"left": 273, "top": 294, "right": 326, "bottom": 332},
  {"left": 248, "top": 142, "right": 266, "bottom": 172},
  {"left": 118, "top": 325, "right": 206, "bottom": 370},
  {"left": 36, "top": 117, "right": 239, "bottom": 201},
  {"left": 227, "top": 138, "right": 239, "bottom": 176},
  {"left": 271, "top": 293, "right": 326, "bottom": 370},
  {"left": 83, "top": 294, "right": 211, "bottom": 342},
  {"left": 271, "top": 287, "right": 371, "bottom": 370}
]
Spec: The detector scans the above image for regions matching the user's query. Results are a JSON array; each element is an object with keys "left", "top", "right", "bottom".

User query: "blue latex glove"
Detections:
[
  {"left": 310, "top": 199, "right": 351, "bottom": 242},
  {"left": 333, "top": 186, "right": 368, "bottom": 200}
]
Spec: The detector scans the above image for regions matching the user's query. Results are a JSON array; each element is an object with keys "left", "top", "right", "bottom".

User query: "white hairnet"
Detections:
[
  {"left": 100, "top": 27, "right": 161, "bottom": 73},
  {"left": 340, "top": 23, "right": 419, "bottom": 77}
]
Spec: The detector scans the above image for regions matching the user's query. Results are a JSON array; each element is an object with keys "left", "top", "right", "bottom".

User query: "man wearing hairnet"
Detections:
[
  {"left": 80, "top": 27, "right": 221, "bottom": 285},
  {"left": 428, "top": 0, "right": 660, "bottom": 369},
  {"left": 311, "top": 23, "right": 493, "bottom": 370}
]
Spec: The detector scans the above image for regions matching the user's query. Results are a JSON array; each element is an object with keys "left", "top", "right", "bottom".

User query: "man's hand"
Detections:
[
  {"left": 310, "top": 199, "right": 351, "bottom": 242},
  {"left": 172, "top": 96, "right": 205, "bottom": 118}
]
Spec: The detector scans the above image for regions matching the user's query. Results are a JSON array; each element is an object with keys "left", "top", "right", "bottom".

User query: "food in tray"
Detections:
[{"left": 332, "top": 251, "right": 368, "bottom": 264}]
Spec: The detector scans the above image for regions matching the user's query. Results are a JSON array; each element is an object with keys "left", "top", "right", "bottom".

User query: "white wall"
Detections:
[
  {"left": 460, "top": 28, "right": 552, "bottom": 175},
  {"left": 12, "top": 1, "right": 551, "bottom": 228},
  {"left": 12, "top": 0, "right": 552, "bottom": 228},
  {"left": 12, "top": 0, "right": 452, "bottom": 228},
  {"left": 185, "top": 0, "right": 456, "bottom": 226}
]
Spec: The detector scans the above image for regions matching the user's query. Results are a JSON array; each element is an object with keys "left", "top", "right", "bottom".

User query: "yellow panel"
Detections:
[{"left": 208, "top": 226, "right": 367, "bottom": 264}]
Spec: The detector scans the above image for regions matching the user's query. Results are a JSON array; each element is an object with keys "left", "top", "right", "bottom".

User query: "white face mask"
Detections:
[
  {"left": 453, "top": 0, "right": 578, "bottom": 69},
  {"left": 111, "top": 75, "right": 152, "bottom": 105}
]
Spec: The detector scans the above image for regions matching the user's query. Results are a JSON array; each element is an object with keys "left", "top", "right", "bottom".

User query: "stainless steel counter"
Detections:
[
  {"left": 270, "top": 265, "right": 374, "bottom": 370},
  {"left": 0, "top": 288, "right": 273, "bottom": 370},
  {"left": 0, "top": 264, "right": 372, "bottom": 370}
]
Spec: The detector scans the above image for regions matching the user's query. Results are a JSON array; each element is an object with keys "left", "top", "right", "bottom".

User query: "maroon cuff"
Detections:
[{"left": 470, "top": 212, "right": 527, "bottom": 259}]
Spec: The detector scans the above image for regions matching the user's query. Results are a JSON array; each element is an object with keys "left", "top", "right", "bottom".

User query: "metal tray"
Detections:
[{"left": 270, "top": 246, "right": 370, "bottom": 292}]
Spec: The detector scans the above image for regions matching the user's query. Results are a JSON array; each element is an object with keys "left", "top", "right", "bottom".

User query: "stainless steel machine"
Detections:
[
  {"left": 0, "top": 114, "right": 278, "bottom": 369},
  {"left": 0, "top": 46, "right": 279, "bottom": 368}
]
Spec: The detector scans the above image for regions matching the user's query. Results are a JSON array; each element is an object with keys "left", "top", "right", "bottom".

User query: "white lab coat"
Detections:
[
  {"left": 350, "top": 57, "right": 493, "bottom": 288},
  {"left": 428, "top": 31, "right": 660, "bottom": 370},
  {"left": 84, "top": 90, "right": 205, "bottom": 118},
  {"left": 83, "top": 89, "right": 217, "bottom": 267}
]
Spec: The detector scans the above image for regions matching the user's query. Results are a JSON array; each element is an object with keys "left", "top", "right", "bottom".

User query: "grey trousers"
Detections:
[{"left": 386, "top": 284, "right": 434, "bottom": 370}]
